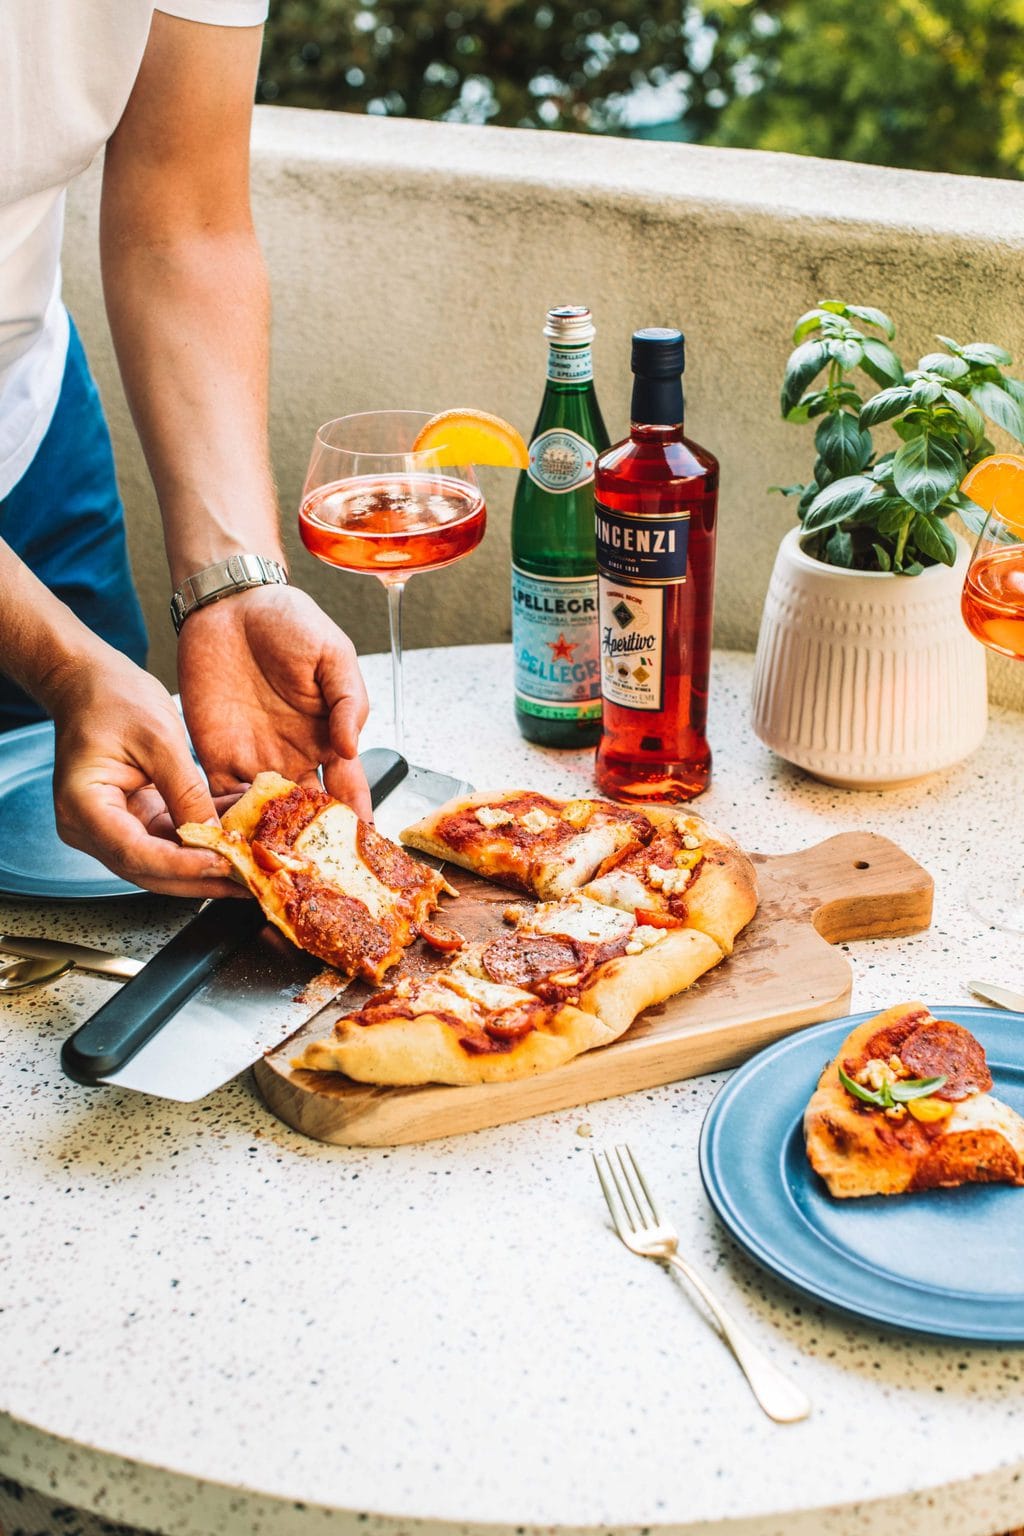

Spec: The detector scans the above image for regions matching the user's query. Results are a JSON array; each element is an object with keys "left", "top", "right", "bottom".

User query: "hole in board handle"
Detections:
[{"left": 854, "top": 860, "right": 870, "bottom": 870}]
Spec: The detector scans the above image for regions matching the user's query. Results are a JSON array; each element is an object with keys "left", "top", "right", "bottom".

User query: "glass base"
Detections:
[{"left": 967, "top": 874, "right": 1024, "bottom": 936}]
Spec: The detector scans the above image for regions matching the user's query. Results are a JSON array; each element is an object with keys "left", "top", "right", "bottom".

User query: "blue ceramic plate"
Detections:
[
  {"left": 0, "top": 720, "right": 142, "bottom": 899},
  {"left": 699, "top": 1006, "right": 1024, "bottom": 1342}
]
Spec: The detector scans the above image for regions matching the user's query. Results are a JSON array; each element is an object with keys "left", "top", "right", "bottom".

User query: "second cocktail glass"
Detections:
[
  {"left": 299, "top": 411, "right": 485, "bottom": 755},
  {"left": 961, "top": 499, "right": 1024, "bottom": 932}
]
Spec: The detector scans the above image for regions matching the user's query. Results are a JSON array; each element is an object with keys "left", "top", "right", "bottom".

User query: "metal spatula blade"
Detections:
[
  {"left": 102, "top": 929, "right": 342, "bottom": 1100},
  {"left": 369, "top": 757, "right": 471, "bottom": 843},
  {"left": 62, "top": 750, "right": 472, "bottom": 1101}
]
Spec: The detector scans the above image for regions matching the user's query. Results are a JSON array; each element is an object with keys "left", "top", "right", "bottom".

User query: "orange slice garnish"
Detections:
[
  {"left": 412, "top": 409, "right": 528, "bottom": 468},
  {"left": 960, "top": 452, "right": 1024, "bottom": 537}
]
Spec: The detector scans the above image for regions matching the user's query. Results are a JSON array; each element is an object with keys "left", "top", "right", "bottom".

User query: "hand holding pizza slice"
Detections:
[{"left": 178, "top": 772, "right": 457, "bottom": 984}]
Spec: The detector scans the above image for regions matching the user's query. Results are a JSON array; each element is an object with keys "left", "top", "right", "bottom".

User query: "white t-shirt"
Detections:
[{"left": 0, "top": 0, "right": 269, "bottom": 500}]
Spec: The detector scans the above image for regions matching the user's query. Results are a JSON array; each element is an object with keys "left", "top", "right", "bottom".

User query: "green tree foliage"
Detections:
[
  {"left": 258, "top": 0, "right": 720, "bottom": 133},
  {"left": 704, "top": 0, "right": 1024, "bottom": 178},
  {"left": 258, "top": 0, "right": 1024, "bottom": 177}
]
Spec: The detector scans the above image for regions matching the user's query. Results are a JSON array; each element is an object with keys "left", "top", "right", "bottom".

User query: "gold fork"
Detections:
[{"left": 593, "top": 1144, "right": 811, "bottom": 1424}]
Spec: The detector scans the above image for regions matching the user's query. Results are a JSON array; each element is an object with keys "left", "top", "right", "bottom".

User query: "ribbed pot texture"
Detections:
[{"left": 751, "top": 527, "right": 989, "bottom": 789}]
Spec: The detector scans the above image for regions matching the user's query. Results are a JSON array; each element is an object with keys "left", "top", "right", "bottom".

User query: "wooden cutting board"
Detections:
[{"left": 254, "top": 831, "right": 932, "bottom": 1147}]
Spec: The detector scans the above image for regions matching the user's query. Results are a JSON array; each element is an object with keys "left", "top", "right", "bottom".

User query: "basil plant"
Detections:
[{"left": 777, "top": 300, "right": 1024, "bottom": 573}]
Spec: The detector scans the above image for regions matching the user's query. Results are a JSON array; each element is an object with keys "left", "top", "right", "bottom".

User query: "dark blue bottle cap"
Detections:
[{"left": 631, "top": 327, "right": 685, "bottom": 378}]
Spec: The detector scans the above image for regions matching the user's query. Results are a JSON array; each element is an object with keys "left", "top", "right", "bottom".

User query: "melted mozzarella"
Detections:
[
  {"left": 625, "top": 925, "right": 668, "bottom": 955},
  {"left": 442, "top": 970, "right": 534, "bottom": 1012},
  {"left": 294, "top": 803, "right": 388, "bottom": 917},
  {"left": 529, "top": 894, "right": 634, "bottom": 944},
  {"left": 544, "top": 827, "right": 632, "bottom": 897},
  {"left": 948, "top": 1091, "right": 1024, "bottom": 1150},
  {"left": 476, "top": 805, "right": 514, "bottom": 829},
  {"left": 584, "top": 869, "right": 651, "bottom": 914},
  {"left": 411, "top": 979, "right": 479, "bottom": 1022}
]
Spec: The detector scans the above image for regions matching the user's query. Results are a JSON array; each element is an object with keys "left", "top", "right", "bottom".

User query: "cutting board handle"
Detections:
[{"left": 750, "top": 832, "right": 933, "bottom": 944}]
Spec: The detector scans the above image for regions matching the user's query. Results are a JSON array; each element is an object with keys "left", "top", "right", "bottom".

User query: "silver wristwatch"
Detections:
[{"left": 170, "top": 553, "right": 289, "bottom": 634}]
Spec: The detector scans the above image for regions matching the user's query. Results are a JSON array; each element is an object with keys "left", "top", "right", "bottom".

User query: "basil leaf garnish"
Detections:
[
  {"left": 890, "top": 1075, "right": 947, "bottom": 1103},
  {"left": 838, "top": 1066, "right": 948, "bottom": 1108},
  {"left": 838, "top": 1066, "right": 885, "bottom": 1107}
]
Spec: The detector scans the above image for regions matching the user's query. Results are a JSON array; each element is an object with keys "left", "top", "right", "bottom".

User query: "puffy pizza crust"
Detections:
[
  {"left": 178, "top": 773, "right": 299, "bottom": 894},
  {"left": 292, "top": 967, "right": 616, "bottom": 1086},
  {"left": 517, "top": 893, "right": 725, "bottom": 1038},
  {"left": 804, "top": 1002, "right": 1024, "bottom": 1198},
  {"left": 584, "top": 805, "right": 758, "bottom": 954}
]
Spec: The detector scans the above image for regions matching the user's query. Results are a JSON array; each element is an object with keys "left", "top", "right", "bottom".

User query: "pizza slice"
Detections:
[
  {"left": 178, "top": 772, "right": 458, "bottom": 984},
  {"left": 470, "top": 891, "right": 725, "bottom": 1038},
  {"left": 579, "top": 806, "right": 758, "bottom": 954},
  {"left": 804, "top": 1001, "right": 1024, "bottom": 1198},
  {"left": 291, "top": 965, "right": 617, "bottom": 1086},
  {"left": 400, "top": 789, "right": 654, "bottom": 900}
]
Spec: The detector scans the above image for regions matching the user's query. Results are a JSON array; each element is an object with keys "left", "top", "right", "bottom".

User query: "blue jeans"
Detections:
[{"left": 0, "top": 318, "right": 148, "bottom": 731}]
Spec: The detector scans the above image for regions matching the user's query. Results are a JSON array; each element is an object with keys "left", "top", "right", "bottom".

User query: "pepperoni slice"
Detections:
[
  {"left": 357, "top": 820, "right": 437, "bottom": 896},
  {"left": 352, "top": 995, "right": 415, "bottom": 1027},
  {"left": 417, "top": 919, "right": 466, "bottom": 954},
  {"left": 484, "top": 1012, "right": 541, "bottom": 1043},
  {"left": 252, "top": 839, "right": 288, "bottom": 874},
  {"left": 900, "top": 1020, "right": 993, "bottom": 1101},
  {"left": 482, "top": 933, "right": 579, "bottom": 989},
  {"left": 254, "top": 784, "right": 329, "bottom": 851},
  {"left": 284, "top": 874, "right": 396, "bottom": 976}
]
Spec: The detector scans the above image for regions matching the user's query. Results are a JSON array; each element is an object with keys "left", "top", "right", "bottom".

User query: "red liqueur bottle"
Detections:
[{"left": 594, "top": 328, "right": 718, "bottom": 802}]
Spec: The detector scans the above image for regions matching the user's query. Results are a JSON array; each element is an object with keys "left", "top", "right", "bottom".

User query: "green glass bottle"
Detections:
[{"left": 511, "top": 306, "right": 610, "bottom": 747}]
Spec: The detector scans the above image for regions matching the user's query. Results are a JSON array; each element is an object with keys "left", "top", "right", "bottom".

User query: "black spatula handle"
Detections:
[
  {"left": 61, "top": 898, "right": 265, "bottom": 1082},
  {"left": 60, "top": 749, "right": 409, "bottom": 1086}
]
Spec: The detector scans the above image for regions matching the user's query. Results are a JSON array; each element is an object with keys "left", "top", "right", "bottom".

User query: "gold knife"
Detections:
[{"left": 0, "top": 934, "right": 142, "bottom": 980}]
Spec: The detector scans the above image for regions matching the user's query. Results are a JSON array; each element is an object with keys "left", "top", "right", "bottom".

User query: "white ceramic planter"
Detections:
[{"left": 751, "top": 527, "right": 989, "bottom": 789}]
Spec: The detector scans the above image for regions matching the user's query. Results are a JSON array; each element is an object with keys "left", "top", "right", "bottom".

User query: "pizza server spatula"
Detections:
[{"left": 60, "top": 749, "right": 472, "bottom": 1102}]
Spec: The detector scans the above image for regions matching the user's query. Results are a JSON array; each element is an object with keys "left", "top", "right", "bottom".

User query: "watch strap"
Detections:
[{"left": 170, "top": 554, "right": 289, "bottom": 634}]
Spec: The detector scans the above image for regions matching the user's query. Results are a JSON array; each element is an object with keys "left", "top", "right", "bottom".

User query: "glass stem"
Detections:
[{"left": 385, "top": 578, "right": 406, "bottom": 757}]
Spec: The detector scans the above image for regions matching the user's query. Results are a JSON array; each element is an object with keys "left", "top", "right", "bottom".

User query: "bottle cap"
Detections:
[
  {"left": 544, "top": 306, "right": 596, "bottom": 346},
  {"left": 631, "top": 327, "right": 685, "bottom": 378}
]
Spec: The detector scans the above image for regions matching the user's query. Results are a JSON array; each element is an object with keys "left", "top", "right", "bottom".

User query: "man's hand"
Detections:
[
  {"left": 176, "top": 586, "right": 372, "bottom": 818},
  {"left": 46, "top": 651, "right": 242, "bottom": 900}
]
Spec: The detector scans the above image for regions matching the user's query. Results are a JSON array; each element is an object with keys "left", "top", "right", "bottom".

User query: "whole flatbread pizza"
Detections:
[{"left": 180, "top": 780, "right": 759, "bottom": 1087}]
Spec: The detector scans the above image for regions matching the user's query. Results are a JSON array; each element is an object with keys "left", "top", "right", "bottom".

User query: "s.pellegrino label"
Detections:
[
  {"left": 596, "top": 500, "right": 690, "bottom": 712},
  {"left": 512, "top": 565, "right": 602, "bottom": 721},
  {"left": 527, "top": 428, "right": 597, "bottom": 494},
  {"left": 547, "top": 343, "right": 593, "bottom": 383}
]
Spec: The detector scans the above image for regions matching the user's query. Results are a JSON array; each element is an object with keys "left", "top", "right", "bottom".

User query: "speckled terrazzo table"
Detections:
[{"left": 2, "top": 645, "right": 1023, "bottom": 1536}]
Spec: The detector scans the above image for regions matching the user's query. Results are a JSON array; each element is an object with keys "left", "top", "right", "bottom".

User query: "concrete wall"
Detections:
[{"left": 62, "top": 108, "right": 1024, "bottom": 706}]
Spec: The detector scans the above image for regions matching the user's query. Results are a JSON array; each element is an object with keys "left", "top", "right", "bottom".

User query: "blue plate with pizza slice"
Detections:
[{"left": 699, "top": 1005, "right": 1024, "bottom": 1342}]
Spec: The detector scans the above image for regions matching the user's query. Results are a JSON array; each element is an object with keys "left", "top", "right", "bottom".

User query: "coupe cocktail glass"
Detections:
[
  {"left": 961, "top": 503, "right": 1024, "bottom": 931},
  {"left": 299, "top": 411, "right": 485, "bottom": 755}
]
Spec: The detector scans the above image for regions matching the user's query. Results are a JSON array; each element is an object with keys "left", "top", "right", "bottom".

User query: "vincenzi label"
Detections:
[
  {"left": 594, "top": 500, "right": 690, "bottom": 586},
  {"left": 512, "top": 565, "right": 601, "bottom": 720},
  {"left": 598, "top": 579, "right": 664, "bottom": 712}
]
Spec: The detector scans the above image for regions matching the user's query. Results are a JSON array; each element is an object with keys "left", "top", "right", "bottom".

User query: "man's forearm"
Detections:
[
  {"left": 0, "top": 538, "right": 110, "bottom": 708},
  {"left": 100, "top": 222, "right": 286, "bottom": 587}
]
